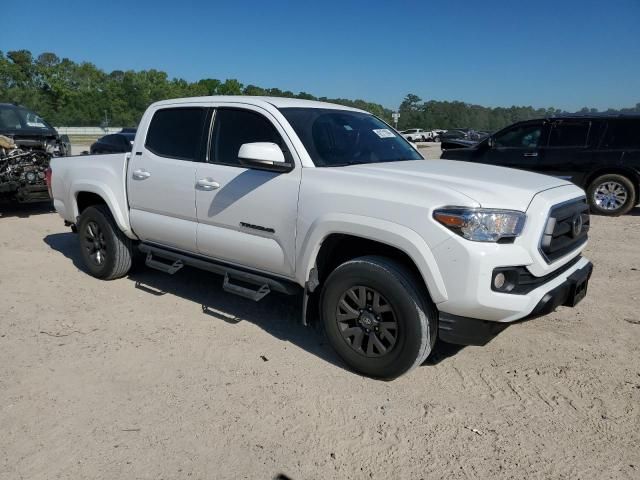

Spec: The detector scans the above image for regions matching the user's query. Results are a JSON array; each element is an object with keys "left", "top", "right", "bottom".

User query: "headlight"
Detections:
[{"left": 433, "top": 208, "right": 526, "bottom": 242}]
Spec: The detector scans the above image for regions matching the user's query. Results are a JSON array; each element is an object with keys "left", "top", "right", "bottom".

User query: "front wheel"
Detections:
[
  {"left": 77, "top": 205, "right": 133, "bottom": 279},
  {"left": 587, "top": 174, "right": 636, "bottom": 216},
  {"left": 321, "top": 256, "right": 436, "bottom": 379}
]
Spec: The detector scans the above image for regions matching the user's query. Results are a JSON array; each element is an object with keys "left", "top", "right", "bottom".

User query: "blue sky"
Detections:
[{"left": 3, "top": 0, "right": 639, "bottom": 110}]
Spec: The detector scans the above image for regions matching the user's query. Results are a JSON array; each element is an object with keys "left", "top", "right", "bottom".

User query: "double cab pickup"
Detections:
[{"left": 51, "top": 96, "right": 593, "bottom": 378}]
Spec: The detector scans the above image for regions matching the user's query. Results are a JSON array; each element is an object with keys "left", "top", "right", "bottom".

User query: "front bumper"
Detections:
[
  {"left": 432, "top": 186, "right": 592, "bottom": 322},
  {"left": 439, "top": 261, "right": 593, "bottom": 346}
]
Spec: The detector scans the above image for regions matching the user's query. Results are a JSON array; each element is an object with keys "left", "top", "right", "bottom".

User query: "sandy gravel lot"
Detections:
[
  {"left": 1, "top": 203, "right": 639, "bottom": 480},
  {"left": 416, "top": 142, "right": 442, "bottom": 159}
]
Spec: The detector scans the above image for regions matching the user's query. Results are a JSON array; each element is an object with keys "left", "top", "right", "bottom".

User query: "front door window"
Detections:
[{"left": 494, "top": 124, "right": 542, "bottom": 148}]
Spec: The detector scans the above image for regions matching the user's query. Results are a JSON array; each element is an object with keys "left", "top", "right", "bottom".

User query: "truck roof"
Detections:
[{"left": 150, "top": 96, "right": 366, "bottom": 113}]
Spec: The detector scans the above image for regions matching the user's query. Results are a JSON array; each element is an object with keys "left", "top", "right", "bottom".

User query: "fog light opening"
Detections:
[{"left": 494, "top": 272, "right": 506, "bottom": 290}]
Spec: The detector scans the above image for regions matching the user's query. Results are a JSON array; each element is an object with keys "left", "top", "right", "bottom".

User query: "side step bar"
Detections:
[
  {"left": 145, "top": 252, "right": 184, "bottom": 274},
  {"left": 223, "top": 274, "right": 270, "bottom": 301},
  {"left": 139, "top": 243, "right": 300, "bottom": 301}
]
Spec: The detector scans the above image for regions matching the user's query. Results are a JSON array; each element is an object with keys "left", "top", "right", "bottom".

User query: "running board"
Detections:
[
  {"left": 223, "top": 274, "right": 270, "bottom": 301},
  {"left": 138, "top": 243, "right": 300, "bottom": 300},
  {"left": 145, "top": 252, "right": 184, "bottom": 274}
]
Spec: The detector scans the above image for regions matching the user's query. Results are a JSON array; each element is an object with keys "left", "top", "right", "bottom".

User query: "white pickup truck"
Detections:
[
  {"left": 50, "top": 96, "right": 593, "bottom": 379},
  {"left": 400, "top": 128, "right": 439, "bottom": 142}
]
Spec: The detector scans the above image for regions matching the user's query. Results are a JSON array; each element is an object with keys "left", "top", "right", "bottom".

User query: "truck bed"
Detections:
[{"left": 49, "top": 152, "right": 134, "bottom": 238}]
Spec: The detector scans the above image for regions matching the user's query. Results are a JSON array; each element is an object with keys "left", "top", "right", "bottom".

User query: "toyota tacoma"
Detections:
[{"left": 50, "top": 96, "right": 593, "bottom": 379}]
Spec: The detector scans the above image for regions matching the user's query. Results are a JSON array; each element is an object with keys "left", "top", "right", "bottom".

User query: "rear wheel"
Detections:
[
  {"left": 77, "top": 205, "right": 133, "bottom": 279},
  {"left": 587, "top": 174, "right": 636, "bottom": 216},
  {"left": 321, "top": 256, "right": 436, "bottom": 379}
]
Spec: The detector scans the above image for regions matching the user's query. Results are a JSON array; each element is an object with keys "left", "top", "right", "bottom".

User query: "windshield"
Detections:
[
  {"left": 279, "top": 108, "right": 422, "bottom": 167},
  {"left": 0, "top": 105, "right": 53, "bottom": 130}
]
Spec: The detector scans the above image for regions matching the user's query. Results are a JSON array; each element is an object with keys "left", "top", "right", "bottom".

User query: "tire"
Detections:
[
  {"left": 77, "top": 205, "right": 133, "bottom": 279},
  {"left": 320, "top": 255, "right": 436, "bottom": 379},
  {"left": 587, "top": 174, "right": 636, "bottom": 216}
]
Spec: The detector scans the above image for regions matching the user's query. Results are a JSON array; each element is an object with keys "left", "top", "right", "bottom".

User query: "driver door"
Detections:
[
  {"left": 484, "top": 121, "right": 545, "bottom": 172},
  {"left": 195, "top": 106, "right": 301, "bottom": 278}
]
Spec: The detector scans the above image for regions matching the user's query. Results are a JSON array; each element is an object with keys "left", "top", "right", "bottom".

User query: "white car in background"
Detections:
[{"left": 401, "top": 128, "right": 443, "bottom": 142}]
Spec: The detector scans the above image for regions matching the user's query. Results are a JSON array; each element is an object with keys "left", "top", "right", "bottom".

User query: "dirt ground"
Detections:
[{"left": 1, "top": 203, "right": 639, "bottom": 480}]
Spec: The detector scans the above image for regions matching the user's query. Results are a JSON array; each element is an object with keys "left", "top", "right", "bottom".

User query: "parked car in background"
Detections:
[
  {"left": 401, "top": 128, "right": 439, "bottom": 142},
  {"left": 441, "top": 115, "right": 640, "bottom": 216},
  {"left": 0, "top": 103, "right": 69, "bottom": 203},
  {"left": 440, "top": 129, "right": 490, "bottom": 150},
  {"left": 50, "top": 96, "right": 592, "bottom": 379},
  {"left": 90, "top": 130, "right": 136, "bottom": 154}
]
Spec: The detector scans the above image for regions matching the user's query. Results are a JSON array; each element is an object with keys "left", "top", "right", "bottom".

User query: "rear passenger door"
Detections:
[
  {"left": 128, "top": 106, "right": 209, "bottom": 253},
  {"left": 599, "top": 118, "right": 640, "bottom": 177},
  {"left": 194, "top": 106, "right": 301, "bottom": 278},
  {"left": 539, "top": 120, "right": 596, "bottom": 185}
]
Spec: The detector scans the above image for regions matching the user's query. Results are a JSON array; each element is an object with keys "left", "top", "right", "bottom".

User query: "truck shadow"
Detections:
[
  {"left": 0, "top": 201, "right": 54, "bottom": 219},
  {"left": 43, "top": 232, "right": 465, "bottom": 375},
  {"left": 43, "top": 232, "right": 345, "bottom": 370}
]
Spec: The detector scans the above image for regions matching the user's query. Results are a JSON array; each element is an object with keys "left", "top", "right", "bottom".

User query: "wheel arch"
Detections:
[
  {"left": 297, "top": 215, "right": 448, "bottom": 304},
  {"left": 71, "top": 183, "right": 135, "bottom": 239},
  {"left": 584, "top": 167, "right": 639, "bottom": 202}
]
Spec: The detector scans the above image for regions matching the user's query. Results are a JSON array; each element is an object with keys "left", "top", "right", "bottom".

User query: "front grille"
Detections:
[{"left": 540, "top": 198, "right": 590, "bottom": 263}]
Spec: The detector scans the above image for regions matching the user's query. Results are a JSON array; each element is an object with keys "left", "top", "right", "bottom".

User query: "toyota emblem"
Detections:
[{"left": 571, "top": 214, "right": 583, "bottom": 237}]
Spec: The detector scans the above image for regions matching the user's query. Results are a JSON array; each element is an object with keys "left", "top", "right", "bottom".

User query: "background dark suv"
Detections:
[{"left": 441, "top": 115, "right": 640, "bottom": 216}]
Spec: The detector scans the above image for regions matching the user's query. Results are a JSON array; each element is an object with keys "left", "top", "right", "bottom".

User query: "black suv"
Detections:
[{"left": 441, "top": 115, "right": 640, "bottom": 216}]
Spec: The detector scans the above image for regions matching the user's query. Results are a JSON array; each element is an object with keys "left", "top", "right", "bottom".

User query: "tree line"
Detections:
[
  {"left": 397, "top": 94, "right": 640, "bottom": 132},
  {"left": 1, "top": 50, "right": 638, "bottom": 130},
  {"left": 0, "top": 50, "right": 391, "bottom": 127}
]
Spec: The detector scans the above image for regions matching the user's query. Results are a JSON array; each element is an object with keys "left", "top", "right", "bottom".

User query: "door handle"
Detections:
[
  {"left": 132, "top": 169, "right": 151, "bottom": 180},
  {"left": 523, "top": 152, "right": 538, "bottom": 157},
  {"left": 196, "top": 178, "right": 221, "bottom": 191}
]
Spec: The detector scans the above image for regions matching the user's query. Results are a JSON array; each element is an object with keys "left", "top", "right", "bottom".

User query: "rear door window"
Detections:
[
  {"left": 601, "top": 120, "right": 640, "bottom": 149},
  {"left": 145, "top": 107, "right": 208, "bottom": 161},
  {"left": 548, "top": 121, "right": 590, "bottom": 147}
]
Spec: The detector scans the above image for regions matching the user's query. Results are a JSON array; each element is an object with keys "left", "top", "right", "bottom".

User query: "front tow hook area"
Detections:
[
  {"left": 438, "top": 261, "right": 594, "bottom": 346},
  {"left": 528, "top": 262, "right": 593, "bottom": 317}
]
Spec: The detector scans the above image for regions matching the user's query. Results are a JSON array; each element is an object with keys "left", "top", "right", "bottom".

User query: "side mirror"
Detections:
[
  {"left": 238, "top": 142, "right": 291, "bottom": 172},
  {"left": 486, "top": 136, "right": 494, "bottom": 148}
]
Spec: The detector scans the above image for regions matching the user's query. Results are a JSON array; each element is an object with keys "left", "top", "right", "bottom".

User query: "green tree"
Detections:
[{"left": 0, "top": 50, "right": 635, "bottom": 128}]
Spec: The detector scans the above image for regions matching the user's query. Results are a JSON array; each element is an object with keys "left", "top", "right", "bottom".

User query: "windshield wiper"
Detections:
[{"left": 328, "top": 161, "right": 364, "bottom": 167}]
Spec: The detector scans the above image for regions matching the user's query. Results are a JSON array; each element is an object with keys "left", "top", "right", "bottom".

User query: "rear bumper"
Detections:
[
  {"left": 0, "top": 182, "right": 50, "bottom": 203},
  {"left": 439, "top": 261, "right": 593, "bottom": 346}
]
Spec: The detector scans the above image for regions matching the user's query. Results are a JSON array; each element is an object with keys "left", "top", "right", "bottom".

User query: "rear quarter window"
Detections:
[
  {"left": 145, "top": 107, "right": 207, "bottom": 160},
  {"left": 601, "top": 120, "right": 640, "bottom": 149}
]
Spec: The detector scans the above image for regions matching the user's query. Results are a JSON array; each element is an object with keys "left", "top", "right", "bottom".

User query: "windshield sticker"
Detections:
[{"left": 373, "top": 128, "right": 395, "bottom": 138}]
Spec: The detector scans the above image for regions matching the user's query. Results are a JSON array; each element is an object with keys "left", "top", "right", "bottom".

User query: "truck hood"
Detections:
[{"left": 345, "top": 160, "right": 573, "bottom": 211}]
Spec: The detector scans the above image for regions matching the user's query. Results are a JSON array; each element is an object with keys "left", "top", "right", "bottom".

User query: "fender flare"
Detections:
[
  {"left": 296, "top": 213, "right": 448, "bottom": 304},
  {"left": 70, "top": 180, "right": 137, "bottom": 240}
]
